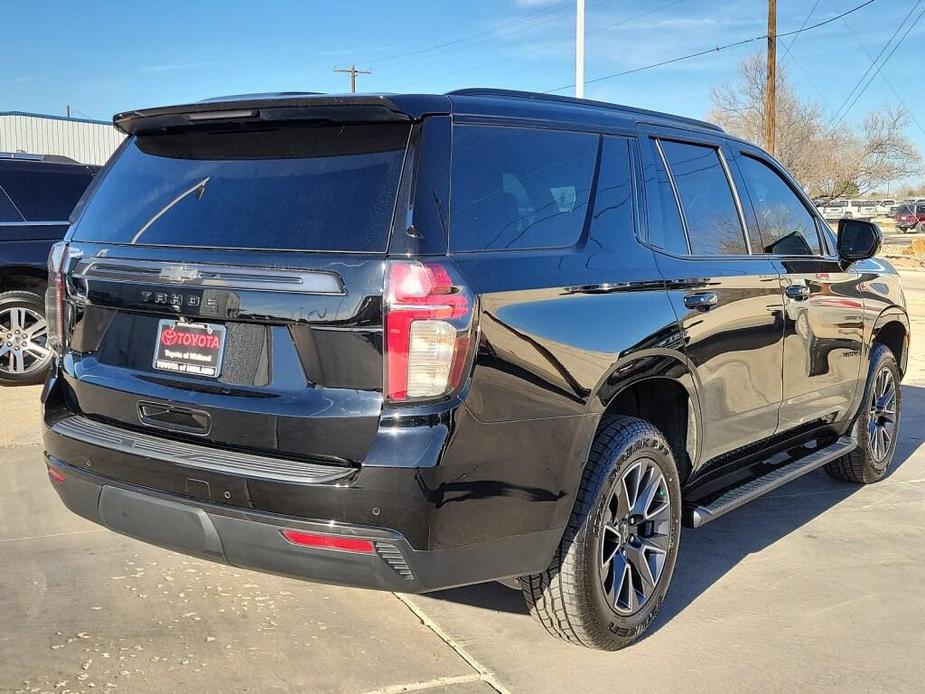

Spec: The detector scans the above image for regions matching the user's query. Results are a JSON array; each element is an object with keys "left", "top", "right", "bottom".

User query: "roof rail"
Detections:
[
  {"left": 0, "top": 152, "right": 81, "bottom": 164},
  {"left": 446, "top": 88, "right": 724, "bottom": 133}
]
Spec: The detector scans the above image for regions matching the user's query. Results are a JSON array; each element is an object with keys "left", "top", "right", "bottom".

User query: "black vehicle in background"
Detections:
[
  {"left": 42, "top": 90, "right": 909, "bottom": 650},
  {"left": 0, "top": 153, "right": 98, "bottom": 384}
]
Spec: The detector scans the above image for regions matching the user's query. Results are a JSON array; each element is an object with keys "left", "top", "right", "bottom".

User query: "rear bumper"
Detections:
[{"left": 45, "top": 455, "right": 562, "bottom": 593}]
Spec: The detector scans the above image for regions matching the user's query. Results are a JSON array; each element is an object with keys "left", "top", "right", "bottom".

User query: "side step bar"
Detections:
[{"left": 686, "top": 436, "right": 857, "bottom": 528}]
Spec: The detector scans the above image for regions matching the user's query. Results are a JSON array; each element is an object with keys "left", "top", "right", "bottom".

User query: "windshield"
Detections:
[{"left": 72, "top": 122, "right": 410, "bottom": 252}]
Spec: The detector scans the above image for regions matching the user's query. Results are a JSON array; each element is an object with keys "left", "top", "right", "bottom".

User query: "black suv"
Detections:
[
  {"left": 1, "top": 153, "right": 98, "bottom": 385},
  {"left": 42, "top": 90, "right": 909, "bottom": 650}
]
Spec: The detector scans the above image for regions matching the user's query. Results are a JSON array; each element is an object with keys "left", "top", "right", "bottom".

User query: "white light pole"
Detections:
[{"left": 575, "top": 0, "right": 585, "bottom": 98}]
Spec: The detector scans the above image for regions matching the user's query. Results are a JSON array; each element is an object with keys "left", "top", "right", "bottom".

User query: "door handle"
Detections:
[
  {"left": 786, "top": 284, "right": 810, "bottom": 301},
  {"left": 683, "top": 292, "right": 718, "bottom": 311}
]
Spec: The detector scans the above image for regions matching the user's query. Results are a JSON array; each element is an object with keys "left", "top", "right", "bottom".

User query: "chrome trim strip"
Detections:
[
  {"left": 71, "top": 258, "right": 345, "bottom": 295},
  {"left": 0, "top": 220, "right": 70, "bottom": 226},
  {"left": 51, "top": 415, "right": 354, "bottom": 484}
]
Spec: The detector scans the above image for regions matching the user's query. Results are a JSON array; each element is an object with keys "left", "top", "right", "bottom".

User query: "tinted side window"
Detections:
[
  {"left": 590, "top": 137, "right": 635, "bottom": 249},
  {"left": 642, "top": 140, "right": 688, "bottom": 255},
  {"left": 450, "top": 126, "right": 597, "bottom": 251},
  {"left": 660, "top": 140, "right": 746, "bottom": 255},
  {"left": 737, "top": 155, "right": 820, "bottom": 255},
  {"left": 0, "top": 168, "right": 93, "bottom": 221},
  {"left": 0, "top": 186, "right": 24, "bottom": 222}
]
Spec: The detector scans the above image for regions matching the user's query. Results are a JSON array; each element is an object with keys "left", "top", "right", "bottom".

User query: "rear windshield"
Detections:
[{"left": 72, "top": 123, "right": 410, "bottom": 251}]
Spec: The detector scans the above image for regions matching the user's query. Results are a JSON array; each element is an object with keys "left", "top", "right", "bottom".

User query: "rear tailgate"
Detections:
[{"left": 55, "top": 117, "right": 413, "bottom": 465}]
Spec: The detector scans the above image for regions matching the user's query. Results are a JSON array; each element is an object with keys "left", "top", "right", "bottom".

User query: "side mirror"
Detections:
[{"left": 837, "top": 218, "right": 881, "bottom": 263}]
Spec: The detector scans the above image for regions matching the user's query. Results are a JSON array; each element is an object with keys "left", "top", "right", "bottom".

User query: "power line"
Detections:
[
  {"left": 827, "top": 0, "right": 924, "bottom": 128},
  {"left": 831, "top": 0, "right": 925, "bottom": 138},
  {"left": 333, "top": 65, "right": 372, "bottom": 93},
  {"left": 427, "top": 0, "right": 683, "bottom": 85},
  {"left": 544, "top": 0, "right": 876, "bottom": 94},
  {"left": 370, "top": 1, "right": 573, "bottom": 68}
]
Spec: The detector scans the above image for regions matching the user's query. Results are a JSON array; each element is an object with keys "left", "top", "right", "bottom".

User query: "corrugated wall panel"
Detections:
[{"left": 0, "top": 114, "right": 125, "bottom": 166}]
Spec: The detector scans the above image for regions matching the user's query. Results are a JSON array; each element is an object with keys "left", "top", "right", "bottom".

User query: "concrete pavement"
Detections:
[{"left": 2, "top": 270, "right": 924, "bottom": 694}]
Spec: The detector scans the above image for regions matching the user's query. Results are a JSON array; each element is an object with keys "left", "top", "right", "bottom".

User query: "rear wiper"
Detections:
[{"left": 130, "top": 177, "right": 210, "bottom": 244}]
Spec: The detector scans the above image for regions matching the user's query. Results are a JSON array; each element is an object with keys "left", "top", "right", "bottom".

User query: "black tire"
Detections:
[
  {"left": 0, "top": 289, "right": 52, "bottom": 386},
  {"left": 520, "top": 415, "right": 682, "bottom": 650},
  {"left": 825, "top": 344, "right": 901, "bottom": 484}
]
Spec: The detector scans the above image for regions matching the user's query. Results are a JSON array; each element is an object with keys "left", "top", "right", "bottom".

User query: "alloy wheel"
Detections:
[
  {"left": 0, "top": 306, "right": 51, "bottom": 377},
  {"left": 600, "top": 458, "right": 672, "bottom": 615},
  {"left": 868, "top": 366, "right": 898, "bottom": 463}
]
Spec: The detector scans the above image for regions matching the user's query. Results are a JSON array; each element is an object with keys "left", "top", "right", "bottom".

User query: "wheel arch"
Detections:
[
  {"left": 0, "top": 265, "right": 47, "bottom": 295},
  {"left": 872, "top": 308, "right": 910, "bottom": 376},
  {"left": 590, "top": 351, "right": 703, "bottom": 483}
]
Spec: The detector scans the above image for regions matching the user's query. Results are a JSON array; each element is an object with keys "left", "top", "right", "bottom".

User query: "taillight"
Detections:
[
  {"left": 384, "top": 260, "right": 474, "bottom": 402},
  {"left": 45, "top": 242, "right": 68, "bottom": 356}
]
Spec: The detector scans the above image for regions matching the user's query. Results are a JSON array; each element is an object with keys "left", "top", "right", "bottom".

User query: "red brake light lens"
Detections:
[
  {"left": 384, "top": 261, "right": 474, "bottom": 402},
  {"left": 47, "top": 465, "right": 66, "bottom": 484},
  {"left": 45, "top": 242, "right": 68, "bottom": 356},
  {"left": 280, "top": 529, "right": 375, "bottom": 554}
]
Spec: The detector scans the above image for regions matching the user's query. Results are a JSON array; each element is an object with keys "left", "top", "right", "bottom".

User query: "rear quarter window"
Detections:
[
  {"left": 0, "top": 186, "right": 24, "bottom": 222},
  {"left": 449, "top": 125, "right": 598, "bottom": 252},
  {"left": 0, "top": 166, "right": 93, "bottom": 222}
]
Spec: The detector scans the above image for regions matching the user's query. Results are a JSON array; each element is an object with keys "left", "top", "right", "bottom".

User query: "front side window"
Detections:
[
  {"left": 737, "top": 155, "right": 821, "bottom": 256},
  {"left": 450, "top": 125, "right": 598, "bottom": 251},
  {"left": 659, "top": 140, "right": 746, "bottom": 255}
]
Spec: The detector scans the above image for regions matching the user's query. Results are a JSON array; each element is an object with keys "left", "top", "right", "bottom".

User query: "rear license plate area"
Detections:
[{"left": 153, "top": 319, "right": 226, "bottom": 378}]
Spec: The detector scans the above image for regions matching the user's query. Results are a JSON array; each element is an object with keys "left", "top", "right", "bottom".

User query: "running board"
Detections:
[{"left": 686, "top": 436, "right": 857, "bottom": 528}]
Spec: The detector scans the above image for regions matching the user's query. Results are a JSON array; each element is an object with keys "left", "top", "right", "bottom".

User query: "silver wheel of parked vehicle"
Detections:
[
  {"left": 600, "top": 458, "right": 672, "bottom": 615},
  {"left": 521, "top": 415, "right": 681, "bottom": 650},
  {"left": 826, "top": 344, "right": 902, "bottom": 484},
  {"left": 867, "top": 366, "right": 897, "bottom": 463},
  {"left": 0, "top": 291, "right": 52, "bottom": 386}
]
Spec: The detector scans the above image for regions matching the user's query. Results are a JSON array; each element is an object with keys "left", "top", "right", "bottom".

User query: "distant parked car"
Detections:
[
  {"left": 846, "top": 199, "right": 877, "bottom": 220},
  {"left": 821, "top": 199, "right": 848, "bottom": 221},
  {"left": 895, "top": 203, "right": 925, "bottom": 233},
  {"left": 0, "top": 153, "right": 98, "bottom": 385},
  {"left": 875, "top": 199, "right": 896, "bottom": 216}
]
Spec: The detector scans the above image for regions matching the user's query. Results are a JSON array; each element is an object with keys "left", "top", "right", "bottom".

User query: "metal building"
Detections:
[{"left": 0, "top": 111, "right": 125, "bottom": 166}]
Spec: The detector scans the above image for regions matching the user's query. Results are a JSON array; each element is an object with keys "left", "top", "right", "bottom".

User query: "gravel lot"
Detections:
[{"left": 2, "top": 269, "right": 923, "bottom": 694}]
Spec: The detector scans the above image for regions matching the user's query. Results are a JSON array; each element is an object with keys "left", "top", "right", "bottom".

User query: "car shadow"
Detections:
[{"left": 421, "top": 385, "right": 925, "bottom": 625}]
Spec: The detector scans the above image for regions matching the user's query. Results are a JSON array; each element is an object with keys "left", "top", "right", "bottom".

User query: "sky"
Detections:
[{"left": 2, "top": 0, "right": 924, "bottom": 185}]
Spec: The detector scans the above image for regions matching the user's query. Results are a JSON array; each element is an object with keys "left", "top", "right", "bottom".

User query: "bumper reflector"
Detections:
[
  {"left": 280, "top": 529, "right": 375, "bottom": 554},
  {"left": 47, "top": 465, "right": 66, "bottom": 484}
]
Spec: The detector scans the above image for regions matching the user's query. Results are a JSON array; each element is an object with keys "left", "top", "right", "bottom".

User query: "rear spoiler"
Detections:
[{"left": 113, "top": 94, "right": 450, "bottom": 135}]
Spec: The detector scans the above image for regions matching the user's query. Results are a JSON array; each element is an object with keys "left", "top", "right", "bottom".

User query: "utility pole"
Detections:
[
  {"left": 575, "top": 0, "right": 585, "bottom": 98},
  {"left": 764, "top": 0, "right": 777, "bottom": 155},
  {"left": 333, "top": 64, "right": 371, "bottom": 94}
]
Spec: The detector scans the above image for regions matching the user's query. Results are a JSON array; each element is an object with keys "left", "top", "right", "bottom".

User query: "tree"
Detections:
[{"left": 708, "top": 53, "right": 921, "bottom": 200}]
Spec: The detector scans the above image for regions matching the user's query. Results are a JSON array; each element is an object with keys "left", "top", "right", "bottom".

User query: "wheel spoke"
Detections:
[
  {"left": 610, "top": 553, "right": 628, "bottom": 609},
  {"left": 11, "top": 349, "right": 25, "bottom": 373},
  {"left": 25, "top": 319, "right": 47, "bottom": 340},
  {"left": 8, "top": 308, "right": 24, "bottom": 333},
  {"left": 622, "top": 462, "right": 642, "bottom": 512},
  {"left": 624, "top": 543, "right": 656, "bottom": 589},
  {"left": 601, "top": 526, "right": 621, "bottom": 569},
  {"left": 24, "top": 343, "right": 51, "bottom": 360},
  {"left": 633, "top": 466, "right": 667, "bottom": 519}
]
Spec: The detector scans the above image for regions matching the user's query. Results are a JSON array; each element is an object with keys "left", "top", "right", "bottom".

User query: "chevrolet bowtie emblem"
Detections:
[{"left": 159, "top": 266, "right": 199, "bottom": 283}]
